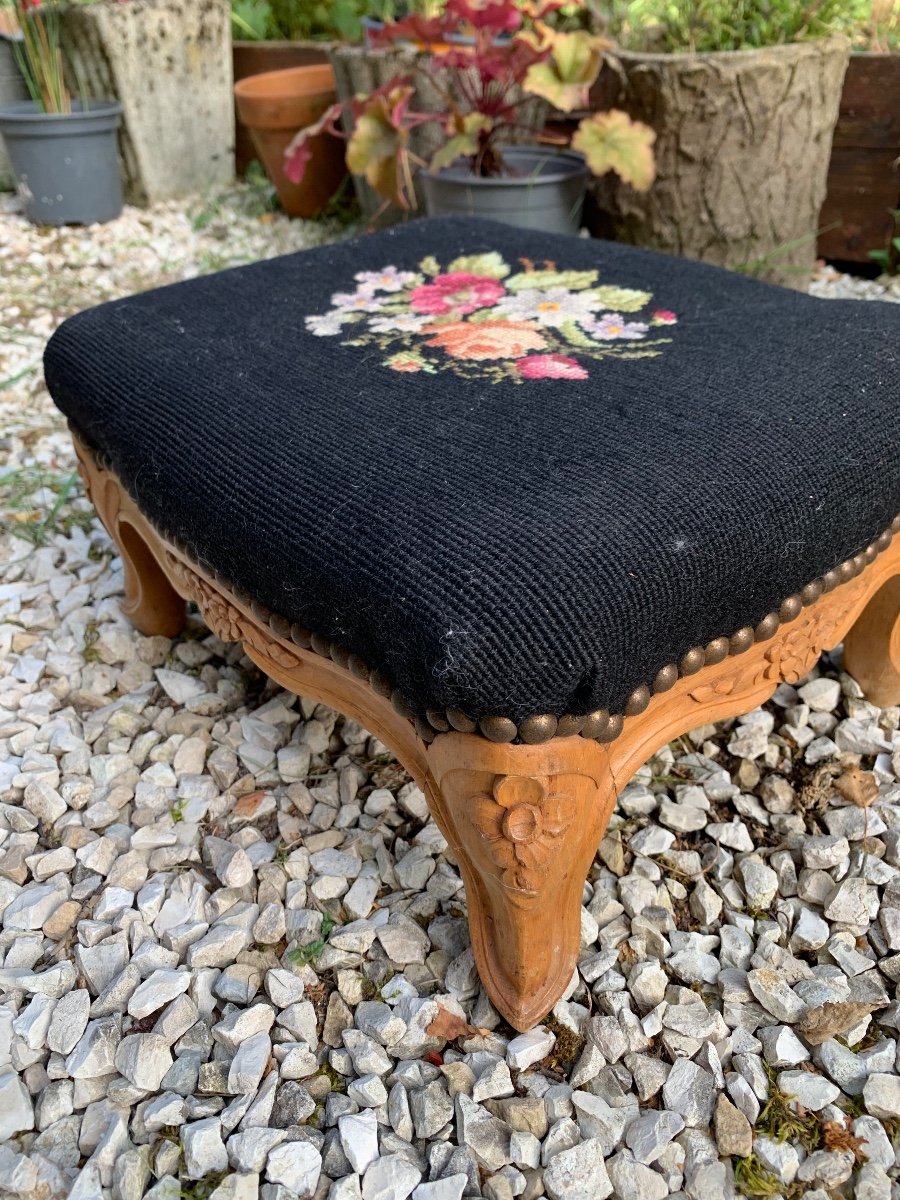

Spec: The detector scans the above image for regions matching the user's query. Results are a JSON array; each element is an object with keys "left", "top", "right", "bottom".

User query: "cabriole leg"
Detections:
[
  {"left": 425, "top": 732, "right": 616, "bottom": 1031},
  {"left": 843, "top": 576, "right": 900, "bottom": 707}
]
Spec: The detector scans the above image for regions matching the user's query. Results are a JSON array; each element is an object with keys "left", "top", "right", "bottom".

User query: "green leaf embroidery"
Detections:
[
  {"left": 586, "top": 286, "right": 652, "bottom": 312},
  {"left": 447, "top": 251, "right": 510, "bottom": 279},
  {"left": 557, "top": 319, "right": 598, "bottom": 348},
  {"left": 505, "top": 269, "right": 599, "bottom": 292}
]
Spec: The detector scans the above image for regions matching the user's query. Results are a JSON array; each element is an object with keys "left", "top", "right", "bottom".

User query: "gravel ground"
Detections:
[{"left": 2, "top": 186, "right": 900, "bottom": 1200}]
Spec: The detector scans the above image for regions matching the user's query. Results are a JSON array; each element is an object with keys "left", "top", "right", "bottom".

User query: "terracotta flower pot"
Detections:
[
  {"left": 232, "top": 41, "right": 332, "bottom": 176},
  {"left": 234, "top": 64, "right": 346, "bottom": 218}
]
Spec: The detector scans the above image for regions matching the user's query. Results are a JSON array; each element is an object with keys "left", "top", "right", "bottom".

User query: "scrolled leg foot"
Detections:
[
  {"left": 74, "top": 439, "right": 186, "bottom": 638},
  {"left": 116, "top": 518, "right": 187, "bottom": 637},
  {"left": 843, "top": 575, "right": 900, "bottom": 708},
  {"left": 425, "top": 733, "right": 615, "bottom": 1031}
]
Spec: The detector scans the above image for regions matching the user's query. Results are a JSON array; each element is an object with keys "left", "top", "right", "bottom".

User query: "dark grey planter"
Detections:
[
  {"left": 422, "top": 147, "right": 588, "bottom": 235},
  {"left": 0, "top": 35, "right": 29, "bottom": 190},
  {"left": 0, "top": 99, "right": 123, "bottom": 225}
]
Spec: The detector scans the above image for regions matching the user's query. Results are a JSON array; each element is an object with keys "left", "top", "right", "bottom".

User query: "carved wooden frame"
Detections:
[{"left": 74, "top": 436, "right": 900, "bottom": 1030}]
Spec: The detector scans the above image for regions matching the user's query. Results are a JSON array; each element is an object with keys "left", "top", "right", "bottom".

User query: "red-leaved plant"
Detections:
[{"left": 283, "top": 0, "right": 656, "bottom": 213}]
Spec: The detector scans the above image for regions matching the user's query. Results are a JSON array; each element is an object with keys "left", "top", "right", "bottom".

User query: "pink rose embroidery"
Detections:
[
  {"left": 516, "top": 354, "right": 589, "bottom": 380},
  {"left": 410, "top": 272, "right": 506, "bottom": 316}
]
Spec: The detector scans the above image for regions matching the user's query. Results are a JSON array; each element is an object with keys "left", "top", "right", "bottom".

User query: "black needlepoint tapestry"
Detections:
[{"left": 45, "top": 216, "right": 900, "bottom": 723}]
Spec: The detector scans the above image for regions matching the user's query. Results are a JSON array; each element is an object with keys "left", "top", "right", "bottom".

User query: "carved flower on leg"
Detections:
[
  {"left": 765, "top": 613, "right": 835, "bottom": 685},
  {"left": 471, "top": 774, "right": 573, "bottom": 892},
  {"left": 202, "top": 593, "right": 244, "bottom": 644}
]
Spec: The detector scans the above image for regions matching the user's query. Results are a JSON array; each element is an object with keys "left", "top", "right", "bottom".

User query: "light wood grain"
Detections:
[{"left": 75, "top": 437, "right": 900, "bottom": 1029}]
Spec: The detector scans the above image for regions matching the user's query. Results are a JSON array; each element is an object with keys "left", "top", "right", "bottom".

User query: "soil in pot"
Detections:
[
  {"left": 234, "top": 63, "right": 346, "bottom": 219},
  {"left": 0, "top": 99, "right": 123, "bottom": 225},
  {"left": 232, "top": 41, "right": 331, "bottom": 175},
  {"left": 422, "top": 147, "right": 588, "bottom": 235}
]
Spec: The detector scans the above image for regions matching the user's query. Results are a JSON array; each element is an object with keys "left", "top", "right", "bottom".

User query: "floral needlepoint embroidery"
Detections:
[
  {"left": 471, "top": 773, "right": 574, "bottom": 892},
  {"left": 305, "top": 251, "right": 677, "bottom": 382}
]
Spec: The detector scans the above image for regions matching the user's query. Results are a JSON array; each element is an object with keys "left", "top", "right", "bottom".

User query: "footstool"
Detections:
[{"left": 45, "top": 216, "right": 900, "bottom": 1030}]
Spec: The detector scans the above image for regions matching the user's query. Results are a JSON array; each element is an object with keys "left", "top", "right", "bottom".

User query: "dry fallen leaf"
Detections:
[
  {"left": 834, "top": 767, "right": 878, "bottom": 808},
  {"left": 231, "top": 790, "right": 268, "bottom": 819},
  {"left": 821, "top": 1118, "right": 868, "bottom": 1162},
  {"left": 426, "top": 1003, "right": 491, "bottom": 1042},
  {"left": 798, "top": 1000, "right": 882, "bottom": 1046}
]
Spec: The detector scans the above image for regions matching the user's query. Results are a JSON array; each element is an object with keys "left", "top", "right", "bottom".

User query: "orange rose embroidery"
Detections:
[{"left": 422, "top": 320, "right": 547, "bottom": 360}]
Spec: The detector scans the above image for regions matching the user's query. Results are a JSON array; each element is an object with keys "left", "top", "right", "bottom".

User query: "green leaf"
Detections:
[
  {"left": 346, "top": 86, "right": 414, "bottom": 208},
  {"left": 430, "top": 135, "right": 478, "bottom": 173},
  {"left": 586, "top": 285, "right": 652, "bottom": 312},
  {"left": 447, "top": 251, "right": 510, "bottom": 279},
  {"left": 419, "top": 255, "right": 440, "bottom": 276},
  {"left": 572, "top": 110, "right": 656, "bottom": 192},
  {"left": 430, "top": 113, "right": 493, "bottom": 172},
  {"left": 523, "top": 31, "right": 605, "bottom": 113},
  {"left": 506, "top": 269, "right": 598, "bottom": 292}
]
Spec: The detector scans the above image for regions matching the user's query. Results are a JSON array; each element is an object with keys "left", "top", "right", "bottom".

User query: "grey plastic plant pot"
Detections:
[
  {"left": 0, "top": 99, "right": 123, "bottom": 225},
  {"left": 421, "top": 147, "right": 588, "bottom": 235}
]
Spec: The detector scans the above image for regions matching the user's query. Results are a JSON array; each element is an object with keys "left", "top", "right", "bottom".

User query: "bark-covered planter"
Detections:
[
  {"left": 59, "top": 0, "right": 233, "bottom": 205},
  {"left": 588, "top": 37, "right": 851, "bottom": 285},
  {"left": 232, "top": 40, "right": 331, "bottom": 176},
  {"left": 818, "top": 52, "right": 900, "bottom": 263},
  {"left": 328, "top": 43, "right": 547, "bottom": 224}
]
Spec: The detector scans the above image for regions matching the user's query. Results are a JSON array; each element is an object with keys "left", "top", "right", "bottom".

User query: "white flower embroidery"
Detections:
[
  {"left": 368, "top": 313, "right": 432, "bottom": 334},
  {"left": 305, "top": 312, "right": 345, "bottom": 336},
  {"left": 332, "top": 288, "right": 387, "bottom": 313},
  {"left": 583, "top": 313, "right": 649, "bottom": 340},
  {"left": 355, "top": 267, "right": 420, "bottom": 292},
  {"left": 494, "top": 286, "right": 604, "bottom": 328}
]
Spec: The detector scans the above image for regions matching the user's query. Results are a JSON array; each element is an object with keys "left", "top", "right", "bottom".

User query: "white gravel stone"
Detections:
[
  {"left": 625, "top": 1110, "right": 684, "bottom": 1164},
  {"left": 507, "top": 1027, "right": 555, "bottom": 1070},
  {"left": 339, "top": 1108, "right": 379, "bottom": 1173},
  {"left": 228, "top": 1031, "right": 271, "bottom": 1094},
  {"left": 46, "top": 987, "right": 90, "bottom": 1054},
  {"left": 543, "top": 1138, "right": 613, "bottom": 1200},
  {"left": 128, "top": 969, "right": 191, "bottom": 1018},
  {"left": 182, "top": 1118, "right": 229, "bottom": 1179},
  {"left": 65, "top": 1016, "right": 121, "bottom": 1078},
  {"left": 747, "top": 968, "right": 807, "bottom": 1023},
  {"left": 115, "top": 1033, "right": 174, "bottom": 1090},
  {"left": 266, "top": 1142, "right": 322, "bottom": 1195},
  {"left": 863, "top": 1073, "right": 900, "bottom": 1118},
  {"left": 776, "top": 1070, "right": 840, "bottom": 1111},
  {"left": 662, "top": 1059, "right": 716, "bottom": 1127},
  {"left": 361, "top": 1153, "right": 421, "bottom": 1200},
  {"left": 0, "top": 1072, "right": 34, "bottom": 1140}
]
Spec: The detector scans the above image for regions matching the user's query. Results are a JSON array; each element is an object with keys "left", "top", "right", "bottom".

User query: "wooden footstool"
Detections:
[{"left": 45, "top": 216, "right": 900, "bottom": 1030}]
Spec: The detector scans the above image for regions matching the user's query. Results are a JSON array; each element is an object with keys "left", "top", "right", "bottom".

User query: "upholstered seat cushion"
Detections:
[{"left": 45, "top": 216, "right": 900, "bottom": 732}]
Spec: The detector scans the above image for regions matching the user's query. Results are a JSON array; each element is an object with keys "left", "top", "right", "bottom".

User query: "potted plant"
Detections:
[
  {"left": 0, "top": 0, "right": 122, "bottom": 224},
  {"left": 231, "top": 0, "right": 367, "bottom": 175},
  {"left": 286, "top": 0, "right": 656, "bottom": 234},
  {"left": 818, "top": 0, "right": 900, "bottom": 264},
  {"left": 585, "top": 0, "right": 853, "bottom": 284},
  {"left": 0, "top": 11, "right": 29, "bottom": 189}
]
